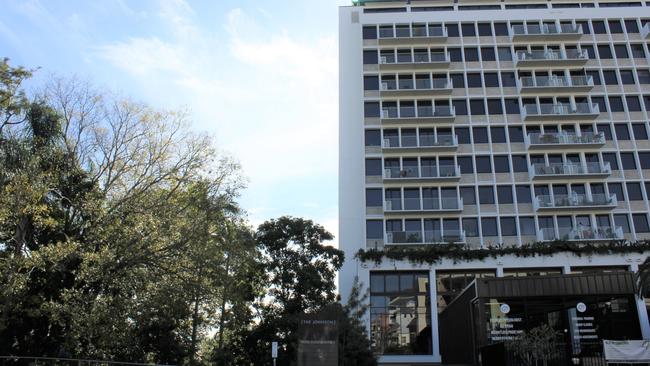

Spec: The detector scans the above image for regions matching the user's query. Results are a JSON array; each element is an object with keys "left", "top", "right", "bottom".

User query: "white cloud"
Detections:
[{"left": 93, "top": 4, "right": 339, "bottom": 227}]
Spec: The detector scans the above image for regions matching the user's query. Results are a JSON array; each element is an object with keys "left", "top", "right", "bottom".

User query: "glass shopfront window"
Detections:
[
  {"left": 481, "top": 295, "right": 641, "bottom": 354},
  {"left": 370, "top": 271, "right": 432, "bottom": 355}
]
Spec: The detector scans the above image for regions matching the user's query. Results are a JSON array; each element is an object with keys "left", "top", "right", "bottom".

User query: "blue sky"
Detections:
[{"left": 0, "top": 0, "right": 348, "bottom": 240}]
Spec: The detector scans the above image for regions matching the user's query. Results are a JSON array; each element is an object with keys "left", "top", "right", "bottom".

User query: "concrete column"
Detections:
[
  {"left": 631, "top": 263, "right": 650, "bottom": 339},
  {"left": 429, "top": 268, "right": 442, "bottom": 362}
]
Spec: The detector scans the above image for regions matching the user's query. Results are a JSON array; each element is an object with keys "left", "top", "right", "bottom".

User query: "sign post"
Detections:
[{"left": 272, "top": 341, "right": 278, "bottom": 366}]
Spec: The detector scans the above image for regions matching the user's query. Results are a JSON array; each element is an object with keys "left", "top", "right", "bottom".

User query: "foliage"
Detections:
[
  {"left": 337, "top": 277, "right": 377, "bottom": 366},
  {"left": 506, "top": 324, "right": 560, "bottom": 366},
  {"left": 356, "top": 240, "right": 650, "bottom": 265},
  {"left": 637, "top": 256, "right": 650, "bottom": 297}
]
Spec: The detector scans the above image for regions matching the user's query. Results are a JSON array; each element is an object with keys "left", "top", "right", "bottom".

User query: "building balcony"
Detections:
[
  {"left": 533, "top": 193, "right": 617, "bottom": 211},
  {"left": 521, "top": 103, "right": 599, "bottom": 121},
  {"left": 511, "top": 24, "right": 583, "bottom": 41},
  {"left": 524, "top": 132, "right": 605, "bottom": 150},
  {"left": 385, "top": 229, "right": 466, "bottom": 245},
  {"left": 515, "top": 49, "right": 589, "bottom": 67},
  {"left": 381, "top": 105, "right": 456, "bottom": 124},
  {"left": 382, "top": 134, "right": 458, "bottom": 152},
  {"left": 383, "top": 165, "right": 461, "bottom": 182},
  {"left": 536, "top": 226, "right": 624, "bottom": 242},
  {"left": 384, "top": 197, "right": 463, "bottom": 213},
  {"left": 379, "top": 52, "right": 450, "bottom": 71},
  {"left": 642, "top": 23, "right": 650, "bottom": 39},
  {"left": 378, "top": 26, "right": 448, "bottom": 45},
  {"left": 517, "top": 75, "right": 594, "bottom": 94},
  {"left": 380, "top": 78, "right": 452, "bottom": 97},
  {"left": 528, "top": 162, "right": 611, "bottom": 180}
]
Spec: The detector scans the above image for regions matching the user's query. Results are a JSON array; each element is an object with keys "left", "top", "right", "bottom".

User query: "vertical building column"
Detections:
[
  {"left": 429, "top": 268, "right": 442, "bottom": 362},
  {"left": 631, "top": 262, "right": 650, "bottom": 339}
]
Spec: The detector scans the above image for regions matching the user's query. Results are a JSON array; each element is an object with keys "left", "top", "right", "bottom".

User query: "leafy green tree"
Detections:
[{"left": 337, "top": 277, "right": 377, "bottom": 366}]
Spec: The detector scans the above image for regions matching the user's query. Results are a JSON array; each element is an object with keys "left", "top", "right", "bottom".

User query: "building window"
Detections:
[
  {"left": 481, "top": 217, "right": 498, "bottom": 236},
  {"left": 473, "top": 127, "right": 489, "bottom": 143},
  {"left": 451, "top": 73, "right": 465, "bottom": 88},
  {"left": 639, "top": 152, "right": 650, "bottom": 169},
  {"left": 365, "top": 130, "right": 381, "bottom": 146},
  {"left": 597, "top": 123, "right": 613, "bottom": 140},
  {"left": 631, "top": 44, "right": 646, "bottom": 58},
  {"left": 609, "top": 20, "right": 625, "bottom": 33},
  {"left": 463, "top": 218, "right": 479, "bottom": 237},
  {"left": 470, "top": 99, "right": 486, "bottom": 115},
  {"left": 609, "top": 182, "right": 626, "bottom": 201},
  {"left": 615, "top": 214, "right": 631, "bottom": 233},
  {"left": 363, "top": 50, "right": 378, "bottom": 64},
  {"left": 633, "top": 123, "right": 649, "bottom": 140},
  {"left": 500, "top": 217, "right": 517, "bottom": 236},
  {"left": 497, "top": 47, "right": 513, "bottom": 62},
  {"left": 487, "top": 99, "right": 503, "bottom": 115},
  {"left": 592, "top": 20, "right": 607, "bottom": 33},
  {"left": 603, "top": 70, "right": 618, "bottom": 85},
  {"left": 467, "top": 73, "right": 482, "bottom": 87},
  {"left": 500, "top": 72, "right": 516, "bottom": 87},
  {"left": 609, "top": 97, "right": 625, "bottom": 112},
  {"left": 598, "top": 44, "right": 614, "bottom": 59},
  {"left": 462, "top": 23, "right": 476, "bottom": 36},
  {"left": 497, "top": 185, "right": 514, "bottom": 204},
  {"left": 366, "top": 158, "right": 382, "bottom": 176},
  {"left": 615, "top": 124, "right": 631, "bottom": 140},
  {"left": 491, "top": 126, "right": 507, "bottom": 143},
  {"left": 512, "top": 155, "right": 528, "bottom": 172},
  {"left": 370, "top": 272, "right": 432, "bottom": 355},
  {"left": 464, "top": 47, "right": 479, "bottom": 61},
  {"left": 519, "top": 217, "right": 536, "bottom": 236},
  {"left": 627, "top": 182, "right": 644, "bottom": 200},
  {"left": 493, "top": 156, "right": 510, "bottom": 173},
  {"left": 449, "top": 48, "right": 463, "bottom": 62},
  {"left": 620, "top": 69, "right": 636, "bottom": 84},
  {"left": 627, "top": 96, "right": 642, "bottom": 111},
  {"left": 363, "top": 26, "right": 377, "bottom": 40},
  {"left": 516, "top": 185, "right": 532, "bottom": 203},
  {"left": 615, "top": 44, "right": 630, "bottom": 58},
  {"left": 461, "top": 186, "right": 476, "bottom": 205},
  {"left": 602, "top": 152, "right": 619, "bottom": 170},
  {"left": 638, "top": 70, "right": 650, "bottom": 84},
  {"left": 365, "top": 102, "right": 380, "bottom": 117},
  {"left": 366, "top": 188, "right": 383, "bottom": 207},
  {"left": 508, "top": 126, "right": 524, "bottom": 143},
  {"left": 505, "top": 98, "right": 520, "bottom": 114},
  {"left": 484, "top": 73, "right": 499, "bottom": 87},
  {"left": 366, "top": 220, "right": 383, "bottom": 239},
  {"left": 476, "top": 156, "right": 492, "bottom": 173},
  {"left": 479, "top": 186, "right": 495, "bottom": 204},
  {"left": 633, "top": 214, "right": 650, "bottom": 233},
  {"left": 481, "top": 47, "right": 496, "bottom": 61},
  {"left": 458, "top": 156, "right": 474, "bottom": 174},
  {"left": 453, "top": 99, "right": 468, "bottom": 115},
  {"left": 456, "top": 127, "right": 470, "bottom": 144},
  {"left": 621, "top": 152, "right": 637, "bottom": 170},
  {"left": 625, "top": 19, "right": 639, "bottom": 33}
]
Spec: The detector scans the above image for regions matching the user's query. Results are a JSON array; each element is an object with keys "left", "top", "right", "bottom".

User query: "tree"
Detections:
[
  {"left": 506, "top": 324, "right": 560, "bottom": 366},
  {"left": 637, "top": 257, "right": 650, "bottom": 297},
  {"left": 230, "top": 216, "right": 344, "bottom": 366},
  {"left": 0, "top": 61, "right": 258, "bottom": 365},
  {"left": 337, "top": 277, "right": 377, "bottom": 366}
]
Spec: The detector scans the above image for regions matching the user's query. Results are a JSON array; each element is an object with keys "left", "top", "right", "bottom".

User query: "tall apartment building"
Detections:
[{"left": 338, "top": 0, "right": 650, "bottom": 364}]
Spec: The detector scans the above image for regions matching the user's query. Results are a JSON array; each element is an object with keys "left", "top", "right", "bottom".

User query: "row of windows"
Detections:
[
  {"left": 365, "top": 4, "right": 647, "bottom": 14},
  {"left": 365, "top": 122, "right": 650, "bottom": 145},
  {"left": 365, "top": 69, "right": 650, "bottom": 90},
  {"left": 366, "top": 181, "right": 650, "bottom": 206},
  {"left": 364, "top": 95, "right": 650, "bottom": 116},
  {"left": 366, "top": 151, "right": 650, "bottom": 175},
  {"left": 366, "top": 213, "right": 650, "bottom": 239},
  {"left": 362, "top": 18, "right": 650, "bottom": 39},
  {"left": 363, "top": 43, "right": 648, "bottom": 64}
]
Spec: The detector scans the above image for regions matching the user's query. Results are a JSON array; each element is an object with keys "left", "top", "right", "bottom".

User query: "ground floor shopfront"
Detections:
[{"left": 358, "top": 252, "right": 650, "bottom": 365}]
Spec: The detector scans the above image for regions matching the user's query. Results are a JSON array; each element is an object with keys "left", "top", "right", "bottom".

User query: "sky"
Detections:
[{"left": 0, "top": 0, "right": 349, "bottom": 243}]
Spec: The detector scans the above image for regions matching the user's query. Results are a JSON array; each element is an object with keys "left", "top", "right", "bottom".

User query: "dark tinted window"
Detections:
[
  {"left": 479, "top": 186, "right": 495, "bottom": 204},
  {"left": 366, "top": 158, "right": 382, "bottom": 175},
  {"left": 365, "top": 129, "right": 381, "bottom": 146}
]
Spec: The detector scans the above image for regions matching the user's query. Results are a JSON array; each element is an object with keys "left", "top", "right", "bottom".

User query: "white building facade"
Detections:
[{"left": 338, "top": 1, "right": 650, "bottom": 364}]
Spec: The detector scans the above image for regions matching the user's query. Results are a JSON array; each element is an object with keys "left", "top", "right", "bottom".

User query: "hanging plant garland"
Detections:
[{"left": 355, "top": 240, "right": 650, "bottom": 265}]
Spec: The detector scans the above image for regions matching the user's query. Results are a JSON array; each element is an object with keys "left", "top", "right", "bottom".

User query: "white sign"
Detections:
[
  {"left": 576, "top": 302, "right": 587, "bottom": 313},
  {"left": 272, "top": 342, "right": 278, "bottom": 358},
  {"left": 603, "top": 340, "right": 650, "bottom": 362},
  {"left": 500, "top": 303, "right": 511, "bottom": 314}
]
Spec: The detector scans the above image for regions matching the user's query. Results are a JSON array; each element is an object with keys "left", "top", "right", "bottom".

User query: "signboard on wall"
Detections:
[{"left": 297, "top": 307, "right": 338, "bottom": 366}]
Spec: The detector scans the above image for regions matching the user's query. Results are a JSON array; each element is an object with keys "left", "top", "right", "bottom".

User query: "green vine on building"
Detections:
[{"left": 355, "top": 240, "right": 650, "bottom": 265}]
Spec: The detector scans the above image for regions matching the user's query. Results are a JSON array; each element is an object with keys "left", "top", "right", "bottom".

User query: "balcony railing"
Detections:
[
  {"left": 533, "top": 193, "right": 617, "bottom": 210},
  {"left": 529, "top": 162, "right": 611, "bottom": 179},
  {"left": 386, "top": 229, "right": 466, "bottom": 244},
  {"left": 384, "top": 197, "right": 463, "bottom": 211},
  {"left": 525, "top": 131, "right": 605, "bottom": 148},
  {"left": 515, "top": 49, "right": 588, "bottom": 64},
  {"left": 382, "top": 134, "right": 458, "bottom": 149},
  {"left": 517, "top": 75, "right": 594, "bottom": 90},
  {"left": 537, "top": 226, "right": 624, "bottom": 242},
  {"left": 511, "top": 24, "right": 582, "bottom": 37},
  {"left": 380, "top": 78, "right": 452, "bottom": 91},
  {"left": 378, "top": 26, "right": 448, "bottom": 39},
  {"left": 383, "top": 165, "right": 461, "bottom": 179},
  {"left": 381, "top": 105, "right": 455, "bottom": 119},
  {"left": 522, "top": 103, "right": 599, "bottom": 120}
]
